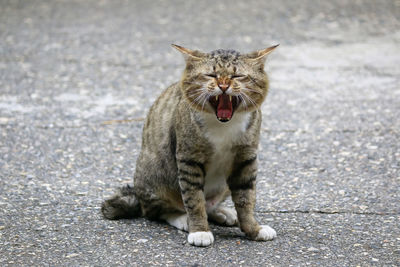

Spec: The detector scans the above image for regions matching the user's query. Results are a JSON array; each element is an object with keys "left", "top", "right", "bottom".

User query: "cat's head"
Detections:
[{"left": 173, "top": 44, "right": 278, "bottom": 123}]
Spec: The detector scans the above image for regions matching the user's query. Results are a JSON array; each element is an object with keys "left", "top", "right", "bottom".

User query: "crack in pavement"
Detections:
[{"left": 257, "top": 209, "right": 399, "bottom": 216}]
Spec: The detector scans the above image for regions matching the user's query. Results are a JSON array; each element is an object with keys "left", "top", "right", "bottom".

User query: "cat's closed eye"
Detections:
[
  {"left": 231, "top": 74, "right": 246, "bottom": 79},
  {"left": 205, "top": 73, "right": 217, "bottom": 78},
  {"left": 205, "top": 74, "right": 245, "bottom": 79}
]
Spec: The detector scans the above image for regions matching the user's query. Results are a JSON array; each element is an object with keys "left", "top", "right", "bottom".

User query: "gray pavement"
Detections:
[{"left": 1, "top": 0, "right": 399, "bottom": 266}]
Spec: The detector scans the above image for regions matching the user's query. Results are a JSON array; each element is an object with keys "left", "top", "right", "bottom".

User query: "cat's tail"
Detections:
[{"left": 101, "top": 185, "right": 141, "bottom": 220}]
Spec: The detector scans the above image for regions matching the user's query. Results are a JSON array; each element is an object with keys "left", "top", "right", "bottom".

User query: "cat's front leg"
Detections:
[
  {"left": 177, "top": 159, "right": 214, "bottom": 247},
  {"left": 228, "top": 154, "right": 276, "bottom": 241}
]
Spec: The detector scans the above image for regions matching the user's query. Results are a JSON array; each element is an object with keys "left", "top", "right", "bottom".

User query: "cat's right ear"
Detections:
[{"left": 171, "top": 44, "right": 205, "bottom": 61}]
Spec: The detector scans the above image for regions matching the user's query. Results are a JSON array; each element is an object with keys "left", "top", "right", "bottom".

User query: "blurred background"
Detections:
[
  {"left": 1, "top": 0, "right": 399, "bottom": 128},
  {"left": 0, "top": 0, "right": 399, "bottom": 265}
]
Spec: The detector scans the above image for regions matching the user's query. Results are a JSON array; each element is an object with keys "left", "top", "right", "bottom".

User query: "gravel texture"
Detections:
[{"left": 1, "top": 0, "right": 399, "bottom": 266}]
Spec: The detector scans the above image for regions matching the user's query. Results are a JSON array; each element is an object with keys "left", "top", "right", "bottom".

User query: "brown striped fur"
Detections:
[{"left": 102, "top": 44, "right": 278, "bottom": 246}]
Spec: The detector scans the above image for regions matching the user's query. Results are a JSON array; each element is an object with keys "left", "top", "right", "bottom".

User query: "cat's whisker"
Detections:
[
  {"left": 245, "top": 95, "right": 258, "bottom": 109},
  {"left": 183, "top": 81, "right": 204, "bottom": 86},
  {"left": 188, "top": 95, "right": 202, "bottom": 111},
  {"left": 187, "top": 89, "right": 209, "bottom": 111},
  {"left": 187, "top": 86, "right": 206, "bottom": 96},
  {"left": 200, "top": 93, "right": 210, "bottom": 110},
  {"left": 238, "top": 94, "right": 248, "bottom": 110},
  {"left": 191, "top": 87, "right": 207, "bottom": 92},
  {"left": 188, "top": 89, "right": 205, "bottom": 98},
  {"left": 201, "top": 94, "right": 210, "bottom": 111},
  {"left": 243, "top": 87, "right": 262, "bottom": 95},
  {"left": 242, "top": 92, "right": 261, "bottom": 111},
  {"left": 193, "top": 91, "right": 207, "bottom": 104},
  {"left": 184, "top": 90, "right": 202, "bottom": 113},
  {"left": 240, "top": 92, "right": 258, "bottom": 110}
]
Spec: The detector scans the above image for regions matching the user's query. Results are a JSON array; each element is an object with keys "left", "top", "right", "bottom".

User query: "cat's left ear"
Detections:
[
  {"left": 245, "top": 44, "right": 279, "bottom": 63},
  {"left": 171, "top": 44, "right": 206, "bottom": 61}
]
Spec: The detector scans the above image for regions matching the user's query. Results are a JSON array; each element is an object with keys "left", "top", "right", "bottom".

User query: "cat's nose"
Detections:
[{"left": 218, "top": 83, "right": 229, "bottom": 92}]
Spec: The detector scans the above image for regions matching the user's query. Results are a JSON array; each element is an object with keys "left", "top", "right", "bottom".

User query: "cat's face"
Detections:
[{"left": 174, "top": 44, "right": 278, "bottom": 122}]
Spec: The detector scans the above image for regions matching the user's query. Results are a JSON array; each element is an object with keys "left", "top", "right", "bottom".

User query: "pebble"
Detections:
[{"left": 65, "top": 253, "right": 79, "bottom": 258}]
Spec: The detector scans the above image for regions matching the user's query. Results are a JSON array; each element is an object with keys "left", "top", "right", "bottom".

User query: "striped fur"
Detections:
[{"left": 102, "top": 44, "right": 278, "bottom": 246}]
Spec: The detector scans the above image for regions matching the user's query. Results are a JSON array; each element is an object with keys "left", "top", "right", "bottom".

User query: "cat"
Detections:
[{"left": 101, "top": 44, "right": 278, "bottom": 247}]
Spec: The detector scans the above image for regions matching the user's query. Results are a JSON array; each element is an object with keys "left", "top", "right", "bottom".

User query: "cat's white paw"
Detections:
[
  {"left": 208, "top": 207, "right": 238, "bottom": 226},
  {"left": 163, "top": 213, "right": 188, "bottom": 232},
  {"left": 188, "top": 231, "right": 214, "bottom": 247},
  {"left": 255, "top": 225, "right": 277, "bottom": 241}
]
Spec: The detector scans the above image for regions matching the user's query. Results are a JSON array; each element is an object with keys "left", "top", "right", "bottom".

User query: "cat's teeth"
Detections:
[
  {"left": 229, "top": 95, "right": 232, "bottom": 101},
  {"left": 215, "top": 95, "right": 219, "bottom": 101}
]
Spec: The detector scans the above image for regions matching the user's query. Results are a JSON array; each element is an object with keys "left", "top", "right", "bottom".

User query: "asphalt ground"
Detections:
[{"left": 0, "top": 0, "right": 399, "bottom": 266}]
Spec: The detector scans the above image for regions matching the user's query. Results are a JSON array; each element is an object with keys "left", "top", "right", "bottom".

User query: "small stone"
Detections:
[
  {"left": 65, "top": 253, "right": 79, "bottom": 258},
  {"left": 0, "top": 117, "right": 10, "bottom": 125},
  {"left": 35, "top": 225, "right": 47, "bottom": 231},
  {"left": 137, "top": 238, "right": 148, "bottom": 243}
]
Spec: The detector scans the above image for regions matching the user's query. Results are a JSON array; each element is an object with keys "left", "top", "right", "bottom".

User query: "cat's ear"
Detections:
[
  {"left": 245, "top": 44, "right": 279, "bottom": 63},
  {"left": 171, "top": 44, "right": 206, "bottom": 61}
]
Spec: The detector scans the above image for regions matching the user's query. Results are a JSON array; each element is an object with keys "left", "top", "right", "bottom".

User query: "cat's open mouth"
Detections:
[{"left": 209, "top": 93, "right": 240, "bottom": 122}]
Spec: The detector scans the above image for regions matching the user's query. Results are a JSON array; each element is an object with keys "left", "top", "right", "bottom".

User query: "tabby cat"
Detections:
[{"left": 102, "top": 44, "right": 278, "bottom": 247}]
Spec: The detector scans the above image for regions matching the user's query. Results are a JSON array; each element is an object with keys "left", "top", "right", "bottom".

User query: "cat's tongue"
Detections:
[{"left": 217, "top": 94, "right": 233, "bottom": 121}]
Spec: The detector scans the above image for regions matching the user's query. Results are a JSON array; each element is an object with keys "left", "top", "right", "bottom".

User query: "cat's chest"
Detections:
[
  {"left": 202, "top": 113, "right": 250, "bottom": 196},
  {"left": 203, "top": 142, "right": 234, "bottom": 198}
]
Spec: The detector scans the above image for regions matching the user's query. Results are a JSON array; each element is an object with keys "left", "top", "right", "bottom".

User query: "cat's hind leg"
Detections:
[
  {"left": 208, "top": 206, "right": 238, "bottom": 226},
  {"left": 161, "top": 213, "right": 189, "bottom": 232},
  {"left": 206, "top": 190, "right": 238, "bottom": 226}
]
